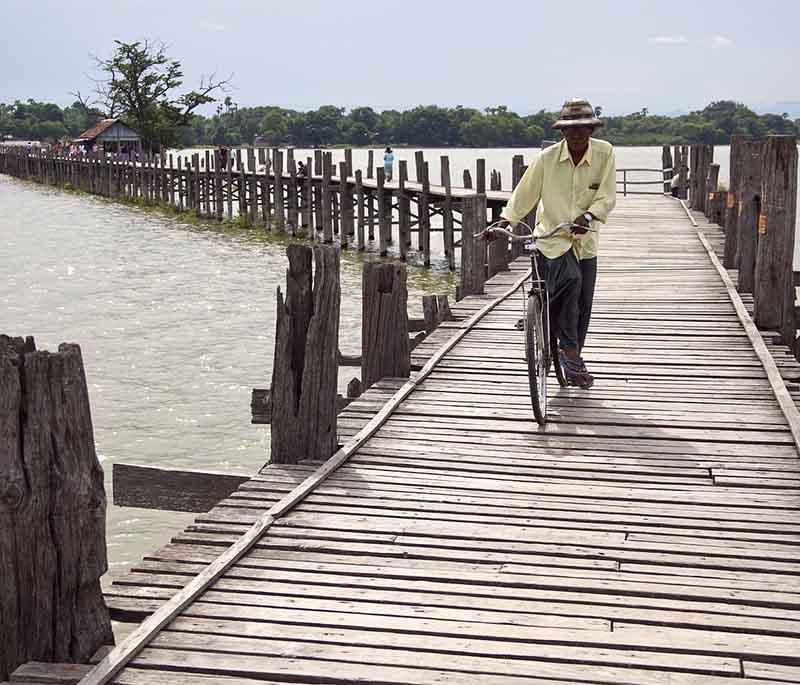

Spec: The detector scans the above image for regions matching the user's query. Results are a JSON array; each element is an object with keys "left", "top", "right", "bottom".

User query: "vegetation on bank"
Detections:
[{"left": 3, "top": 99, "right": 797, "bottom": 149}]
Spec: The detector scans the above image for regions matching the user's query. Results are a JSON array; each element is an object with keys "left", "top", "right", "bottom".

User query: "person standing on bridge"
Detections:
[
  {"left": 489, "top": 98, "right": 616, "bottom": 389},
  {"left": 383, "top": 147, "right": 394, "bottom": 182}
]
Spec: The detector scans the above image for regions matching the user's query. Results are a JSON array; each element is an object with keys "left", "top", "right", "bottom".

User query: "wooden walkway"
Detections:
[{"left": 92, "top": 196, "right": 800, "bottom": 684}]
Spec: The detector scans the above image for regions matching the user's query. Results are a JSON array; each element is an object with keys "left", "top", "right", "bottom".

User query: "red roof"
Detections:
[{"left": 77, "top": 119, "right": 119, "bottom": 141}]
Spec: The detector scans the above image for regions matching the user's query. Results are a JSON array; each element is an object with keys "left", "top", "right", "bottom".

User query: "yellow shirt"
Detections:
[{"left": 501, "top": 138, "right": 617, "bottom": 260}]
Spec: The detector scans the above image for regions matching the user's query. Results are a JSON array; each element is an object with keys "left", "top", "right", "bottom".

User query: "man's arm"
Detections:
[
  {"left": 586, "top": 150, "right": 616, "bottom": 223},
  {"left": 500, "top": 155, "right": 544, "bottom": 226}
]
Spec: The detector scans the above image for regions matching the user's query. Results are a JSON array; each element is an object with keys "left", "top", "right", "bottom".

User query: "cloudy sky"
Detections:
[{"left": 2, "top": 0, "right": 797, "bottom": 116}]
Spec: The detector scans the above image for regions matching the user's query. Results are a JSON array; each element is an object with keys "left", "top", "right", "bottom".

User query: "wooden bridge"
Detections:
[{"left": 41, "top": 192, "right": 798, "bottom": 685}]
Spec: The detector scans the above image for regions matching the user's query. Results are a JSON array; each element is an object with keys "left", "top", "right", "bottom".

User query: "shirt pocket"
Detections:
[{"left": 577, "top": 178, "right": 603, "bottom": 209}]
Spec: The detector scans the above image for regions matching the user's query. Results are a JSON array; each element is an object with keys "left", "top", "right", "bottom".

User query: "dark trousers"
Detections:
[{"left": 535, "top": 252, "right": 597, "bottom": 352}]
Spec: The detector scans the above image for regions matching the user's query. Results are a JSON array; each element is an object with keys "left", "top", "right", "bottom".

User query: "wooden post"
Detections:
[
  {"left": 377, "top": 167, "right": 389, "bottom": 256},
  {"left": 487, "top": 226, "right": 509, "bottom": 279},
  {"left": 367, "top": 150, "right": 374, "bottom": 179},
  {"left": 248, "top": 148, "right": 258, "bottom": 225},
  {"left": 0, "top": 335, "right": 113, "bottom": 680},
  {"left": 441, "top": 156, "right": 455, "bottom": 270},
  {"left": 691, "top": 144, "right": 713, "bottom": 213},
  {"left": 398, "top": 160, "right": 410, "bottom": 260},
  {"left": 270, "top": 246, "right": 340, "bottom": 463},
  {"left": 344, "top": 148, "right": 353, "bottom": 177},
  {"left": 510, "top": 155, "right": 525, "bottom": 259},
  {"left": 225, "top": 154, "right": 233, "bottom": 220},
  {"left": 272, "top": 148, "right": 285, "bottom": 231},
  {"left": 361, "top": 262, "right": 410, "bottom": 389},
  {"left": 331, "top": 156, "right": 341, "bottom": 237},
  {"left": 339, "top": 161, "right": 351, "bottom": 248},
  {"left": 476, "top": 159, "right": 486, "bottom": 194},
  {"left": 355, "top": 170, "right": 366, "bottom": 250},
  {"left": 463, "top": 169, "right": 473, "bottom": 188},
  {"left": 459, "top": 194, "right": 487, "bottom": 298},
  {"left": 421, "top": 162, "right": 431, "bottom": 265},
  {"left": 723, "top": 134, "right": 745, "bottom": 267},
  {"left": 754, "top": 135, "right": 798, "bottom": 345},
  {"left": 679, "top": 145, "right": 689, "bottom": 199},
  {"left": 313, "top": 150, "right": 323, "bottom": 231},
  {"left": 367, "top": 189, "right": 376, "bottom": 241},
  {"left": 302, "top": 156, "right": 313, "bottom": 233},
  {"left": 414, "top": 151, "right": 426, "bottom": 250},
  {"left": 321, "top": 153, "right": 333, "bottom": 243},
  {"left": 195, "top": 153, "right": 203, "bottom": 214},
  {"left": 736, "top": 139, "right": 765, "bottom": 294},
  {"left": 662, "top": 145, "right": 673, "bottom": 194},
  {"left": 287, "top": 149, "right": 298, "bottom": 233},
  {"left": 705, "top": 163, "right": 720, "bottom": 220},
  {"left": 236, "top": 150, "right": 246, "bottom": 220}
]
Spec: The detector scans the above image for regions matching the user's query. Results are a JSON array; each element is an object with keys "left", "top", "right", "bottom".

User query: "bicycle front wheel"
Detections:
[{"left": 525, "top": 290, "right": 548, "bottom": 425}]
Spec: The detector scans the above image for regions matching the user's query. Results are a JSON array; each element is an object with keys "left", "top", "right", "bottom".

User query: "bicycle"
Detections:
[{"left": 474, "top": 220, "right": 594, "bottom": 425}]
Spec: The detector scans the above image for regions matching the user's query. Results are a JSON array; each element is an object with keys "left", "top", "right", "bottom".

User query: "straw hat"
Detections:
[{"left": 552, "top": 98, "right": 603, "bottom": 130}]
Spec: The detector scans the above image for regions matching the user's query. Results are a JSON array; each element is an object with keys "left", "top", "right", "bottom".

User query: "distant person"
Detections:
[
  {"left": 383, "top": 147, "right": 394, "bottom": 182},
  {"left": 670, "top": 171, "right": 681, "bottom": 197},
  {"left": 297, "top": 160, "right": 307, "bottom": 178}
]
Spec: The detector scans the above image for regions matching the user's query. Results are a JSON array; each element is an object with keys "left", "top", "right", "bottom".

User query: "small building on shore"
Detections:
[{"left": 75, "top": 119, "right": 141, "bottom": 155}]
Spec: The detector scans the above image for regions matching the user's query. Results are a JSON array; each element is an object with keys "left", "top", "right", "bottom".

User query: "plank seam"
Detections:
[
  {"left": 677, "top": 198, "right": 800, "bottom": 455},
  {"left": 79, "top": 262, "right": 533, "bottom": 684}
]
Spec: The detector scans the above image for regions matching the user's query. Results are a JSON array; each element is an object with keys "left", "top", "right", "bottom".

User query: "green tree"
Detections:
[{"left": 94, "top": 40, "right": 230, "bottom": 150}]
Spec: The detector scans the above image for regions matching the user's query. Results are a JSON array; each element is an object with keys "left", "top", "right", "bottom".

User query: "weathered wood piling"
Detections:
[
  {"left": 361, "top": 262, "right": 410, "bottom": 389},
  {"left": 269, "top": 245, "right": 340, "bottom": 464},
  {"left": 688, "top": 135, "right": 799, "bottom": 357},
  {"left": 0, "top": 335, "right": 113, "bottom": 680}
]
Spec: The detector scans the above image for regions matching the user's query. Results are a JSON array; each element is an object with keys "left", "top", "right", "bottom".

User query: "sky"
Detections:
[{"left": 1, "top": 0, "right": 798, "bottom": 117}]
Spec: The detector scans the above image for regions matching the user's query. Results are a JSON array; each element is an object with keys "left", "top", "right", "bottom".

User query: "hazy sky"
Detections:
[{"left": 2, "top": 0, "right": 797, "bottom": 116}]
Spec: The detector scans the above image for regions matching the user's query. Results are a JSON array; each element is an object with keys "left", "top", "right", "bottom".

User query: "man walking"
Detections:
[{"left": 491, "top": 98, "right": 616, "bottom": 388}]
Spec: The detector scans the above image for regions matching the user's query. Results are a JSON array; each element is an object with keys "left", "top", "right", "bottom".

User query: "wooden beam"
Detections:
[{"left": 112, "top": 463, "right": 250, "bottom": 513}]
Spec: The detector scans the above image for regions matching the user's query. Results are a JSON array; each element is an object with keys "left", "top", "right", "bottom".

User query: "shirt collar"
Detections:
[{"left": 558, "top": 138, "right": 593, "bottom": 167}]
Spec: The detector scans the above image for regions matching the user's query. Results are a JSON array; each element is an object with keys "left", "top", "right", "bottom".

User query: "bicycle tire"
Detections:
[
  {"left": 525, "top": 290, "right": 548, "bottom": 425},
  {"left": 551, "top": 336, "right": 568, "bottom": 387}
]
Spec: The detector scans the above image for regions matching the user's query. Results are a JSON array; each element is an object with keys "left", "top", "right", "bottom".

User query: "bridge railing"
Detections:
[{"left": 617, "top": 167, "right": 667, "bottom": 196}]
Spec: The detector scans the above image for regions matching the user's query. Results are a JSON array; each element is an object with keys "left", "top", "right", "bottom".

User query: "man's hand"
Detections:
[
  {"left": 571, "top": 214, "right": 591, "bottom": 235},
  {"left": 481, "top": 219, "right": 509, "bottom": 241}
]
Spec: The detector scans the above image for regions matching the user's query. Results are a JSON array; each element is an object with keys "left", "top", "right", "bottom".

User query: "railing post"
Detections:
[
  {"left": 459, "top": 194, "right": 488, "bottom": 299},
  {"left": 754, "top": 135, "right": 798, "bottom": 347},
  {"left": 705, "top": 163, "right": 720, "bottom": 221},
  {"left": 735, "top": 139, "right": 765, "bottom": 294},
  {"left": 723, "top": 135, "right": 746, "bottom": 268},
  {"left": 662, "top": 144, "right": 673, "bottom": 194}
]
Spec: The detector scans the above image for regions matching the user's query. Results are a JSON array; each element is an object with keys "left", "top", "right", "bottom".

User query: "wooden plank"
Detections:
[
  {"left": 81, "top": 222, "right": 534, "bottom": 685},
  {"left": 678, "top": 198, "right": 800, "bottom": 452}
]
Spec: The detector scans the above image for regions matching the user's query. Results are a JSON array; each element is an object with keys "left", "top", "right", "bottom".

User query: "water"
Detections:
[
  {"left": 0, "top": 172, "right": 453, "bottom": 600},
  {"left": 2, "top": 144, "right": 797, "bottom": 626}
]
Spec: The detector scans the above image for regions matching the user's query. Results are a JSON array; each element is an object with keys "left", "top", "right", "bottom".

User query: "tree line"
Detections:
[
  {"left": 3, "top": 98, "right": 797, "bottom": 150},
  {"left": 2, "top": 42, "right": 797, "bottom": 150}
]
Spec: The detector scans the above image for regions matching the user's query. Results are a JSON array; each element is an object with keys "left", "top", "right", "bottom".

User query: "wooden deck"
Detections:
[{"left": 90, "top": 196, "right": 800, "bottom": 685}]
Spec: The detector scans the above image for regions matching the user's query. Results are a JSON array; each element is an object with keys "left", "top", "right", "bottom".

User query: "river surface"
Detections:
[{"left": 1, "top": 144, "right": 797, "bottom": 633}]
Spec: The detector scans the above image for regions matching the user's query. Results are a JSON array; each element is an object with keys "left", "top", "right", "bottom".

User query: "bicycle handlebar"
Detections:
[{"left": 473, "top": 220, "right": 596, "bottom": 241}]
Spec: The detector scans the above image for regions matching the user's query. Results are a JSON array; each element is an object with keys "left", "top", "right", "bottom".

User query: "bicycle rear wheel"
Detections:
[
  {"left": 551, "top": 336, "right": 568, "bottom": 387},
  {"left": 525, "top": 290, "right": 548, "bottom": 425}
]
